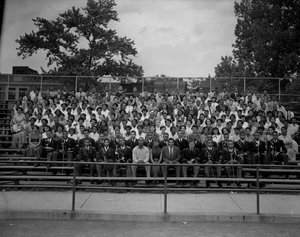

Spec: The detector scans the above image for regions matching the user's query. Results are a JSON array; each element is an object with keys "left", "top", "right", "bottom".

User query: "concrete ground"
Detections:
[
  {"left": 1, "top": 191, "right": 300, "bottom": 215},
  {"left": 1, "top": 219, "right": 300, "bottom": 237}
]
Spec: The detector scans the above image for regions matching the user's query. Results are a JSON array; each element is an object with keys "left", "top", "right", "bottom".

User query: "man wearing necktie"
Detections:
[
  {"left": 41, "top": 131, "right": 58, "bottom": 168},
  {"left": 58, "top": 131, "right": 76, "bottom": 165},
  {"left": 181, "top": 140, "right": 201, "bottom": 186},
  {"left": 76, "top": 139, "right": 97, "bottom": 184},
  {"left": 161, "top": 138, "right": 181, "bottom": 184},
  {"left": 250, "top": 132, "right": 267, "bottom": 164},
  {"left": 201, "top": 139, "right": 222, "bottom": 188},
  {"left": 267, "top": 131, "right": 288, "bottom": 165}
]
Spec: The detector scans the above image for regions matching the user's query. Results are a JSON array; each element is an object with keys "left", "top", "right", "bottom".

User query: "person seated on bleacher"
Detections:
[
  {"left": 250, "top": 131, "right": 267, "bottom": 165},
  {"left": 41, "top": 131, "right": 58, "bottom": 168},
  {"left": 234, "top": 130, "right": 251, "bottom": 164},
  {"left": 56, "top": 130, "right": 76, "bottom": 165},
  {"left": 149, "top": 139, "right": 162, "bottom": 183},
  {"left": 28, "top": 125, "right": 42, "bottom": 167},
  {"left": 267, "top": 131, "right": 288, "bottom": 165},
  {"left": 116, "top": 137, "right": 132, "bottom": 185},
  {"left": 161, "top": 138, "right": 181, "bottom": 183},
  {"left": 221, "top": 140, "right": 243, "bottom": 187},
  {"left": 76, "top": 139, "right": 98, "bottom": 184},
  {"left": 97, "top": 138, "right": 117, "bottom": 179},
  {"left": 131, "top": 137, "right": 151, "bottom": 181},
  {"left": 181, "top": 140, "right": 201, "bottom": 187},
  {"left": 10, "top": 107, "right": 25, "bottom": 148},
  {"left": 279, "top": 126, "right": 294, "bottom": 151},
  {"left": 54, "top": 124, "right": 64, "bottom": 140},
  {"left": 201, "top": 139, "right": 222, "bottom": 188},
  {"left": 78, "top": 129, "right": 95, "bottom": 151}
]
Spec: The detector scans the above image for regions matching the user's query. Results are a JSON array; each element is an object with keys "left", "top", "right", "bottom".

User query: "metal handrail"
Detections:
[{"left": 0, "top": 160, "right": 300, "bottom": 215}]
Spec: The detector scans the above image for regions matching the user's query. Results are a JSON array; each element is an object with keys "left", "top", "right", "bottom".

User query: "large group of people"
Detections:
[{"left": 9, "top": 84, "right": 299, "bottom": 187}]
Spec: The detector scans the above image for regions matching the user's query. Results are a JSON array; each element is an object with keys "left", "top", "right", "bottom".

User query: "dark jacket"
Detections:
[
  {"left": 41, "top": 138, "right": 58, "bottom": 151},
  {"left": 267, "top": 139, "right": 287, "bottom": 154},
  {"left": 77, "top": 146, "right": 97, "bottom": 162},
  {"left": 181, "top": 148, "right": 201, "bottom": 163},
  {"left": 201, "top": 147, "right": 220, "bottom": 164},
  {"left": 250, "top": 139, "right": 266, "bottom": 154},
  {"left": 97, "top": 146, "right": 116, "bottom": 162}
]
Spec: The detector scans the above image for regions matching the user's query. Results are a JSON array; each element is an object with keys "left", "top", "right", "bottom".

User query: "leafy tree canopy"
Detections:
[
  {"left": 215, "top": 0, "right": 300, "bottom": 78},
  {"left": 16, "top": 0, "right": 144, "bottom": 78}
]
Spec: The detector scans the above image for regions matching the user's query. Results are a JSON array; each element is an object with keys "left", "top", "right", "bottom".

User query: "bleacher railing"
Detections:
[{"left": 0, "top": 160, "right": 300, "bottom": 214}]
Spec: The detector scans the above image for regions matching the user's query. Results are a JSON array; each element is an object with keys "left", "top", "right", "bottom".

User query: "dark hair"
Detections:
[{"left": 168, "top": 138, "right": 175, "bottom": 142}]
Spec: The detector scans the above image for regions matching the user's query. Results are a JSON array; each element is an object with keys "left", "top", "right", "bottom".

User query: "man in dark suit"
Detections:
[
  {"left": 159, "top": 133, "right": 169, "bottom": 148},
  {"left": 57, "top": 130, "right": 77, "bottom": 164},
  {"left": 97, "top": 138, "right": 117, "bottom": 178},
  {"left": 41, "top": 131, "right": 58, "bottom": 168},
  {"left": 202, "top": 135, "right": 218, "bottom": 148},
  {"left": 218, "top": 133, "right": 230, "bottom": 151},
  {"left": 181, "top": 141, "right": 201, "bottom": 186},
  {"left": 250, "top": 132, "right": 267, "bottom": 164},
  {"left": 221, "top": 140, "right": 244, "bottom": 186},
  {"left": 125, "top": 131, "right": 139, "bottom": 149},
  {"left": 234, "top": 131, "right": 251, "bottom": 164},
  {"left": 267, "top": 131, "right": 288, "bottom": 165},
  {"left": 174, "top": 131, "right": 189, "bottom": 151},
  {"left": 78, "top": 129, "right": 95, "bottom": 151},
  {"left": 116, "top": 137, "right": 132, "bottom": 180},
  {"left": 161, "top": 138, "right": 181, "bottom": 182},
  {"left": 201, "top": 139, "right": 222, "bottom": 188},
  {"left": 230, "top": 86, "right": 241, "bottom": 101},
  {"left": 76, "top": 139, "right": 98, "bottom": 184}
]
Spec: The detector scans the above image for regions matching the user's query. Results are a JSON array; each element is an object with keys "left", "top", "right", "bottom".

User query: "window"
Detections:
[{"left": 8, "top": 88, "right": 16, "bottom": 100}]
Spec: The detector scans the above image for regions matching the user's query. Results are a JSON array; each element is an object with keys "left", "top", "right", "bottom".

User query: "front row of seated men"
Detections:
[{"left": 41, "top": 130, "right": 290, "bottom": 187}]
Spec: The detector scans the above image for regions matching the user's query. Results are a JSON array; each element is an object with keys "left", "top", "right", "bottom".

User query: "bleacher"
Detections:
[{"left": 1, "top": 99, "right": 300, "bottom": 192}]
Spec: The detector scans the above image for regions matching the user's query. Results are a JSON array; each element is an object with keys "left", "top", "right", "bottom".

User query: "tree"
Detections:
[
  {"left": 16, "top": 0, "right": 144, "bottom": 79},
  {"left": 214, "top": 0, "right": 300, "bottom": 92},
  {"left": 233, "top": 0, "right": 300, "bottom": 78},
  {"left": 214, "top": 56, "right": 253, "bottom": 90}
]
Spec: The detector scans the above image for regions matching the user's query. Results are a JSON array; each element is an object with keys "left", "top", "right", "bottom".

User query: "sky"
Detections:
[{"left": 0, "top": 0, "right": 238, "bottom": 77}]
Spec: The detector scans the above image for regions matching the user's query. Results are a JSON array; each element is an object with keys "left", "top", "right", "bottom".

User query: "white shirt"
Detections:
[{"left": 89, "top": 132, "right": 100, "bottom": 142}]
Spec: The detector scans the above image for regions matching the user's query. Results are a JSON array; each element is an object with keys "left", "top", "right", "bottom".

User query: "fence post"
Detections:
[
  {"left": 75, "top": 76, "right": 78, "bottom": 92},
  {"left": 142, "top": 77, "right": 145, "bottom": 94},
  {"left": 278, "top": 78, "right": 281, "bottom": 101},
  {"left": 71, "top": 163, "right": 77, "bottom": 211},
  {"left": 163, "top": 164, "right": 168, "bottom": 214},
  {"left": 209, "top": 75, "right": 212, "bottom": 92},
  {"left": 6, "top": 75, "right": 10, "bottom": 100},
  {"left": 256, "top": 166, "right": 260, "bottom": 215},
  {"left": 40, "top": 76, "right": 43, "bottom": 94},
  {"left": 177, "top": 77, "right": 179, "bottom": 91},
  {"left": 243, "top": 77, "right": 246, "bottom": 91}
]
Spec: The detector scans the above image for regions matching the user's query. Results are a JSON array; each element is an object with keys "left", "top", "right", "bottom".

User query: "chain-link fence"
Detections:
[{"left": 0, "top": 74, "right": 299, "bottom": 104}]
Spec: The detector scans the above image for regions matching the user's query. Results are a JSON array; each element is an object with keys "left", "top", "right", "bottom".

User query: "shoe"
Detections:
[
  {"left": 236, "top": 182, "right": 241, "bottom": 187},
  {"left": 206, "top": 181, "right": 210, "bottom": 188},
  {"left": 218, "top": 182, "right": 223, "bottom": 188}
]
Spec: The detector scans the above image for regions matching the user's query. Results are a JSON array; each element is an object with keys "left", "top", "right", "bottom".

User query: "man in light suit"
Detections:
[{"left": 161, "top": 138, "right": 181, "bottom": 183}]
